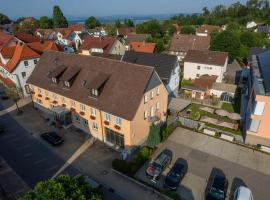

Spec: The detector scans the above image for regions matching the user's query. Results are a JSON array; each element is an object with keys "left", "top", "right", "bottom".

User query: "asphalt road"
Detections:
[{"left": 0, "top": 102, "right": 79, "bottom": 188}]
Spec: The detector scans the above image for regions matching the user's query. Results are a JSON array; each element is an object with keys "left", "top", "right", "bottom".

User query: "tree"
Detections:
[
  {"left": 52, "top": 5, "right": 68, "bottom": 28},
  {"left": 114, "top": 19, "right": 122, "bottom": 28},
  {"left": 146, "top": 124, "right": 161, "bottom": 148},
  {"left": 104, "top": 24, "right": 116, "bottom": 36},
  {"left": 85, "top": 16, "right": 101, "bottom": 29},
  {"left": 20, "top": 175, "right": 102, "bottom": 200},
  {"left": 0, "top": 13, "right": 11, "bottom": 25},
  {"left": 181, "top": 25, "right": 196, "bottom": 34},
  {"left": 202, "top": 7, "right": 210, "bottom": 16},
  {"left": 124, "top": 18, "right": 134, "bottom": 27},
  {"left": 6, "top": 86, "right": 22, "bottom": 114},
  {"left": 39, "top": 16, "right": 53, "bottom": 29},
  {"left": 136, "top": 20, "right": 164, "bottom": 38},
  {"left": 210, "top": 31, "right": 241, "bottom": 59}
]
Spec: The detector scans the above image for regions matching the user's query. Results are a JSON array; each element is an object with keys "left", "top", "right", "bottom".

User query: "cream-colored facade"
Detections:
[{"left": 29, "top": 82, "right": 168, "bottom": 152}]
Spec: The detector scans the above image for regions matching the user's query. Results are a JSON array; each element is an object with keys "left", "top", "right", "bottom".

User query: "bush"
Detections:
[
  {"left": 162, "top": 124, "right": 175, "bottom": 141},
  {"left": 134, "top": 146, "right": 152, "bottom": 165}
]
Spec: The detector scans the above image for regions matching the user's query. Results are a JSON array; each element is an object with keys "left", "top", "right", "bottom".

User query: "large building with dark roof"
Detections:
[
  {"left": 122, "top": 51, "right": 180, "bottom": 97},
  {"left": 27, "top": 51, "right": 168, "bottom": 152},
  {"left": 241, "top": 48, "right": 270, "bottom": 145}
]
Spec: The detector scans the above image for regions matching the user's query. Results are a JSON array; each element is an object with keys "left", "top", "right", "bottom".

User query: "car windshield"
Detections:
[
  {"left": 209, "top": 187, "right": 225, "bottom": 199},
  {"left": 166, "top": 173, "right": 179, "bottom": 184},
  {"left": 152, "top": 162, "right": 161, "bottom": 170}
]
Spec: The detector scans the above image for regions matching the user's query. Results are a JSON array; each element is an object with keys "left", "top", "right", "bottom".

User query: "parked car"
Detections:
[
  {"left": 233, "top": 186, "right": 253, "bottom": 200},
  {"left": 146, "top": 151, "right": 171, "bottom": 179},
  {"left": 0, "top": 91, "right": 9, "bottom": 100},
  {"left": 205, "top": 173, "right": 228, "bottom": 200},
  {"left": 163, "top": 158, "right": 188, "bottom": 191},
  {"left": 0, "top": 124, "right": 5, "bottom": 134},
  {"left": 41, "top": 132, "right": 64, "bottom": 146}
]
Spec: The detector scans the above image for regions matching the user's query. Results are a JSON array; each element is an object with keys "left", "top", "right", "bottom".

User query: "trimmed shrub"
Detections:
[
  {"left": 112, "top": 159, "right": 132, "bottom": 175},
  {"left": 162, "top": 124, "right": 175, "bottom": 141},
  {"left": 160, "top": 189, "right": 182, "bottom": 200}
]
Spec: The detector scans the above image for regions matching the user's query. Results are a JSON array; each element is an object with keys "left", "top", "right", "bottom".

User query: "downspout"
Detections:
[{"left": 99, "top": 109, "right": 105, "bottom": 143}]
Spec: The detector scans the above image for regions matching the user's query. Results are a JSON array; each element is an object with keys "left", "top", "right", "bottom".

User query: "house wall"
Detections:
[
  {"left": 183, "top": 59, "right": 228, "bottom": 82},
  {"left": 210, "top": 89, "right": 235, "bottom": 98},
  {"left": 247, "top": 95, "right": 270, "bottom": 140},
  {"left": 29, "top": 82, "right": 168, "bottom": 152},
  {"left": 166, "top": 62, "right": 180, "bottom": 97},
  {"left": 109, "top": 40, "right": 125, "bottom": 55},
  {"left": 130, "top": 82, "right": 168, "bottom": 151},
  {"left": 0, "top": 58, "right": 39, "bottom": 96}
]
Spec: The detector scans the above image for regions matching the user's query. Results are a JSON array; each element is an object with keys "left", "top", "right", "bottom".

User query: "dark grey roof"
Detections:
[
  {"left": 122, "top": 51, "right": 178, "bottom": 81},
  {"left": 78, "top": 32, "right": 90, "bottom": 40},
  {"left": 257, "top": 26, "right": 270, "bottom": 33},
  {"left": 257, "top": 50, "right": 270, "bottom": 93}
]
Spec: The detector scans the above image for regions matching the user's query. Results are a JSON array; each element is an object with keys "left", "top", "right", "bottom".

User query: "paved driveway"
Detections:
[{"left": 139, "top": 127, "right": 270, "bottom": 200}]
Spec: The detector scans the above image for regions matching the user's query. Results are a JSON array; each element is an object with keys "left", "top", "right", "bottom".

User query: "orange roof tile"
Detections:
[
  {"left": 79, "top": 36, "right": 116, "bottom": 54},
  {"left": 27, "top": 41, "right": 59, "bottom": 53},
  {"left": 68, "top": 24, "right": 84, "bottom": 32},
  {"left": 0, "top": 74, "right": 14, "bottom": 86},
  {"left": 1, "top": 46, "right": 16, "bottom": 58},
  {"left": 130, "top": 41, "right": 156, "bottom": 53}
]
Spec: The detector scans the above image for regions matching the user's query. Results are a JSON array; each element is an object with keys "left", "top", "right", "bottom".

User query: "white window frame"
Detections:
[
  {"left": 24, "top": 60, "right": 29, "bottom": 67},
  {"left": 151, "top": 91, "right": 154, "bottom": 99},
  {"left": 156, "top": 102, "right": 160, "bottom": 110},
  {"left": 70, "top": 100, "right": 76, "bottom": 107},
  {"left": 80, "top": 104, "right": 86, "bottom": 111},
  {"left": 91, "top": 108, "right": 96, "bottom": 116},
  {"left": 144, "top": 111, "right": 148, "bottom": 120},
  {"left": 157, "top": 87, "right": 160, "bottom": 95},
  {"left": 115, "top": 117, "right": 122, "bottom": 126},
  {"left": 104, "top": 113, "right": 111, "bottom": 122},
  {"left": 93, "top": 122, "right": 98, "bottom": 130},
  {"left": 144, "top": 94, "right": 148, "bottom": 103}
]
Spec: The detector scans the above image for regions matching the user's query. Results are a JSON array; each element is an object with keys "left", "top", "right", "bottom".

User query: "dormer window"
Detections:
[
  {"left": 64, "top": 81, "right": 70, "bottom": 88},
  {"left": 91, "top": 89, "right": 99, "bottom": 96},
  {"left": 52, "top": 77, "right": 58, "bottom": 84}
]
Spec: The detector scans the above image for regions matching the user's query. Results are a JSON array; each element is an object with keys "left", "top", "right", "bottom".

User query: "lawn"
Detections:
[
  {"left": 221, "top": 102, "right": 235, "bottom": 113},
  {"left": 181, "top": 79, "right": 193, "bottom": 87}
]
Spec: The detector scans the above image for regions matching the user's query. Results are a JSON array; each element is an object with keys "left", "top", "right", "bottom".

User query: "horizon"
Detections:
[{"left": 0, "top": 0, "right": 247, "bottom": 20}]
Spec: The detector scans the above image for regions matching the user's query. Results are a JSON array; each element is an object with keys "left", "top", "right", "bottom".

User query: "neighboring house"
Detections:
[
  {"left": 0, "top": 31, "right": 16, "bottom": 50},
  {"left": 0, "top": 41, "right": 58, "bottom": 96},
  {"left": 256, "top": 25, "right": 270, "bottom": 39},
  {"left": 27, "top": 51, "right": 168, "bottom": 153},
  {"left": 172, "top": 23, "right": 181, "bottom": 34},
  {"left": 88, "top": 27, "right": 107, "bottom": 37},
  {"left": 210, "top": 82, "right": 237, "bottom": 102},
  {"left": 196, "top": 24, "right": 222, "bottom": 37},
  {"left": 14, "top": 32, "right": 40, "bottom": 43},
  {"left": 168, "top": 34, "right": 211, "bottom": 61},
  {"left": 117, "top": 27, "right": 135, "bottom": 38},
  {"left": 183, "top": 50, "right": 228, "bottom": 83},
  {"left": 67, "top": 24, "right": 85, "bottom": 34},
  {"left": 122, "top": 51, "right": 180, "bottom": 97},
  {"left": 181, "top": 75, "right": 217, "bottom": 100},
  {"left": 79, "top": 36, "right": 125, "bottom": 56},
  {"left": 240, "top": 48, "right": 270, "bottom": 145},
  {"left": 124, "top": 34, "right": 149, "bottom": 50},
  {"left": 246, "top": 21, "right": 257, "bottom": 29},
  {"left": 130, "top": 41, "right": 156, "bottom": 53},
  {"left": 54, "top": 28, "right": 74, "bottom": 46},
  {"left": 35, "top": 29, "right": 56, "bottom": 40}
]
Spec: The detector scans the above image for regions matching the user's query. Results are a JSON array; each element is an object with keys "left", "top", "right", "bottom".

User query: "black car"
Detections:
[
  {"left": 0, "top": 91, "right": 9, "bottom": 100},
  {"left": 205, "top": 173, "right": 228, "bottom": 200},
  {"left": 0, "top": 125, "right": 5, "bottom": 134},
  {"left": 41, "top": 132, "right": 64, "bottom": 146},
  {"left": 164, "top": 159, "right": 188, "bottom": 191}
]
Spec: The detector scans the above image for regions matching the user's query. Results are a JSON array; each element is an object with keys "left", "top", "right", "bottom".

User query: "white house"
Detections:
[
  {"left": 0, "top": 41, "right": 59, "bottom": 96},
  {"left": 210, "top": 82, "right": 237, "bottom": 102},
  {"left": 122, "top": 51, "right": 180, "bottom": 97},
  {"left": 183, "top": 50, "right": 228, "bottom": 83}
]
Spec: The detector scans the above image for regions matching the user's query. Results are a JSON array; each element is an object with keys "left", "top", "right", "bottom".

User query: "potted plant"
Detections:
[
  {"left": 70, "top": 108, "right": 76, "bottom": 112},
  {"left": 38, "top": 94, "right": 42, "bottom": 98},
  {"left": 45, "top": 97, "right": 50, "bottom": 100},
  {"left": 104, "top": 121, "right": 110, "bottom": 125},
  {"left": 114, "top": 125, "right": 121, "bottom": 130},
  {"left": 52, "top": 100, "right": 58, "bottom": 104},
  {"left": 90, "top": 115, "right": 96, "bottom": 120},
  {"left": 62, "top": 104, "right": 66, "bottom": 107},
  {"left": 80, "top": 111, "right": 85, "bottom": 116}
]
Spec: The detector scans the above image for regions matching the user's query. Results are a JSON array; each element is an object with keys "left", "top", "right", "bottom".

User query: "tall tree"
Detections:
[
  {"left": 114, "top": 19, "right": 122, "bottom": 28},
  {"left": 210, "top": 31, "right": 241, "bottom": 59},
  {"left": 85, "top": 16, "right": 101, "bottom": 29},
  {"left": 39, "top": 16, "right": 53, "bottom": 29},
  {"left": 0, "top": 13, "right": 11, "bottom": 25},
  {"left": 146, "top": 124, "right": 161, "bottom": 148},
  {"left": 20, "top": 175, "right": 102, "bottom": 200},
  {"left": 124, "top": 18, "right": 134, "bottom": 27},
  {"left": 6, "top": 86, "right": 22, "bottom": 114},
  {"left": 52, "top": 5, "right": 68, "bottom": 28}
]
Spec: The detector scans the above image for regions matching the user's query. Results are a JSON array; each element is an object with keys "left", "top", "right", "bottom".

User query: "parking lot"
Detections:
[{"left": 136, "top": 127, "right": 270, "bottom": 200}]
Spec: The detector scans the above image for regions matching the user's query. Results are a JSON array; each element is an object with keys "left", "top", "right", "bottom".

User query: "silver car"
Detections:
[{"left": 233, "top": 186, "right": 253, "bottom": 200}]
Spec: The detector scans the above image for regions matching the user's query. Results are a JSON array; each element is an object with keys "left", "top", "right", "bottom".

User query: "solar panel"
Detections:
[{"left": 257, "top": 51, "right": 270, "bottom": 94}]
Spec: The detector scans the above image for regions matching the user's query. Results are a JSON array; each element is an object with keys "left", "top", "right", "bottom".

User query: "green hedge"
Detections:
[
  {"left": 112, "top": 146, "right": 153, "bottom": 176},
  {"left": 160, "top": 189, "right": 182, "bottom": 200},
  {"left": 162, "top": 124, "right": 175, "bottom": 141}
]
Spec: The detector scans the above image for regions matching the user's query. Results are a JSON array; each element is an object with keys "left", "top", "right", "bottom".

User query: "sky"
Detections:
[{"left": 0, "top": 0, "right": 247, "bottom": 20}]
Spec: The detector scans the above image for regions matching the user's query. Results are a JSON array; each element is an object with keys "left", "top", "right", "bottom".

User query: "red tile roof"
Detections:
[
  {"left": 192, "top": 75, "right": 218, "bottom": 89},
  {"left": 1, "top": 46, "right": 16, "bottom": 58},
  {"left": 0, "top": 31, "right": 15, "bottom": 50},
  {"left": 117, "top": 27, "right": 135, "bottom": 36},
  {"left": 27, "top": 41, "right": 59, "bottom": 53},
  {"left": 196, "top": 25, "right": 222, "bottom": 35},
  {"left": 79, "top": 36, "right": 116, "bottom": 54},
  {"left": 68, "top": 24, "right": 84, "bottom": 32},
  {"left": 130, "top": 41, "right": 156, "bottom": 53},
  {"left": 14, "top": 32, "right": 40, "bottom": 43}
]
